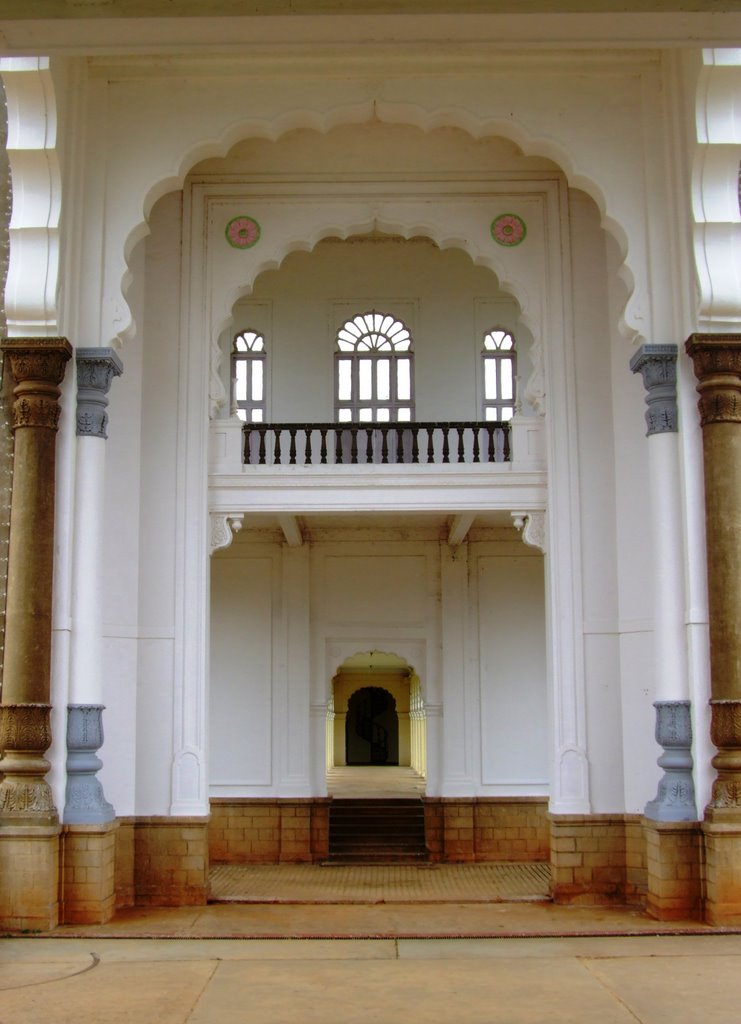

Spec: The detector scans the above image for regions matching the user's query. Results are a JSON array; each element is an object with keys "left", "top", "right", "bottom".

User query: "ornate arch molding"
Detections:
[
  {"left": 108, "top": 98, "right": 645, "bottom": 353},
  {"left": 0, "top": 58, "right": 62, "bottom": 337},
  {"left": 206, "top": 207, "right": 544, "bottom": 420},
  {"left": 693, "top": 50, "right": 741, "bottom": 328}
]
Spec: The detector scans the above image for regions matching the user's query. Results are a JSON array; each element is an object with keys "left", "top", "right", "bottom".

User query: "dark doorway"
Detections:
[{"left": 346, "top": 687, "right": 399, "bottom": 765}]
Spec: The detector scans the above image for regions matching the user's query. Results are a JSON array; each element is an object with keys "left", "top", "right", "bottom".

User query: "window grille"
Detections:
[
  {"left": 482, "top": 328, "right": 516, "bottom": 421},
  {"left": 231, "top": 330, "right": 266, "bottom": 422},
  {"left": 335, "top": 311, "right": 415, "bottom": 423}
]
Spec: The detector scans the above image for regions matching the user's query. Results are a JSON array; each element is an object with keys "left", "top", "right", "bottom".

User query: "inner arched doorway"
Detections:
[{"left": 327, "top": 651, "right": 427, "bottom": 795}]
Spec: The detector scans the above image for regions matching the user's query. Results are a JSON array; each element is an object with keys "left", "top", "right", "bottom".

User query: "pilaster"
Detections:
[
  {"left": 631, "top": 344, "right": 697, "bottom": 822},
  {"left": 66, "top": 349, "right": 122, "bottom": 829}
]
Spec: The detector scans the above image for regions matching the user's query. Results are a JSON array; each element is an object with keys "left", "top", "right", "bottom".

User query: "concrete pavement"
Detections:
[{"left": 3, "top": 931, "right": 741, "bottom": 1023}]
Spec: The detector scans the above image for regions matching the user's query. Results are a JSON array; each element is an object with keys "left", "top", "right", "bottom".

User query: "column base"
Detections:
[
  {"left": 643, "top": 819, "right": 702, "bottom": 921},
  {"left": 0, "top": 823, "right": 60, "bottom": 931},
  {"left": 703, "top": 810, "right": 741, "bottom": 925},
  {"left": 60, "top": 821, "right": 118, "bottom": 924}
]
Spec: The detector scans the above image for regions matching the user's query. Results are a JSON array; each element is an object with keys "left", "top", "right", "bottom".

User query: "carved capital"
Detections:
[
  {"left": 76, "top": 347, "right": 123, "bottom": 439},
  {"left": 1, "top": 337, "right": 72, "bottom": 432},
  {"left": 210, "top": 512, "right": 244, "bottom": 554},
  {"left": 0, "top": 703, "right": 57, "bottom": 823},
  {"left": 511, "top": 510, "right": 546, "bottom": 553},
  {"left": 630, "top": 344, "right": 678, "bottom": 435},
  {"left": 685, "top": 334, "right": 741, "bottom": 426}
]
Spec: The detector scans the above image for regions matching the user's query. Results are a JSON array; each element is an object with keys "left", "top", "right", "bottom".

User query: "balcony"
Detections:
[
  {"left": 209, "top": 416, "right": 546, "bottom": 520},
  {"left": 243, "top": 421, "right": 511, "bottom": 467}
]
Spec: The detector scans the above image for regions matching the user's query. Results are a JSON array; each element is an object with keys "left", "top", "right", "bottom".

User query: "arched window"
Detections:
[
  {"left": 482, "top": 328, "right": 516, "bottom": 421},
  {"left": 335, "top": 311, "right": 414, "bottom": 422},
  {"left": 231, "top": 330, "right": 266, "bottom": 422}
]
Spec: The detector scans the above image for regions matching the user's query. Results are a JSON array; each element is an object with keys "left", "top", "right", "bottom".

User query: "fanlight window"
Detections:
[
  {"left": 482, "top": 328, "right": 516, "bottom": 421},
  {"left": 231, "top": 330, "right": 266, "bottom": 422},
  {"left": 335, "top": 311, "right": 414, "bottom": 422}
]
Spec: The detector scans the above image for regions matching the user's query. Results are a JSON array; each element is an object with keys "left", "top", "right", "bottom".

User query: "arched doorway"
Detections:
[
  {"left": 346, "top": 687, "right": 399, "bottom": 765},
  {"left": 327, "top": 651, "right": 427, "bottom": 795}
]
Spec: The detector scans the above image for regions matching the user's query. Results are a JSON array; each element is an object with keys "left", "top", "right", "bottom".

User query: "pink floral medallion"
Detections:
[
  {"left": 226, "top": 216, "right": 261, "bottom": 249},
  {"left": 491, "top": 214, "right": 526, "bottom": 247}
]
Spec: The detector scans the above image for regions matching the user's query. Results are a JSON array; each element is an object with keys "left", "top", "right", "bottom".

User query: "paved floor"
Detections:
[
  {"left": 3, "top": 929, "right": 741, "bottom": 1023},
  {"left": 327, "top": 765, "right": 426, "bottom": 797},
  {"left": 4, "top": 856, "right": 741, "bottom": 1023}
]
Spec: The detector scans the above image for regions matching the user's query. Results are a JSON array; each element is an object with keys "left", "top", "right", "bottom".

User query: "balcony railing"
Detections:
[{"left": 243, "top": 421, "right": 511, "bottom": 466}]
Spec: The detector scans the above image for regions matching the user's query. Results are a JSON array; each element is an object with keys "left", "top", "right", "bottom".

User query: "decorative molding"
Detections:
[
  {"left": 75, "top": 348, "right": 123, "bottom": 439},
  {"left": 644, "top": 701, "right": 698, "bottom": 822},
  {"left": 64, "top": 705, "right": 115, "bottom": 825},
  {"left": 629, "top": 344, "right": 678, "bottom": 435},
  {"left": 693, "top": 57, "right": 741, "bottom": 328},
  {"left": 0, "top": 703, "right": 57, "bottom": 822},
  {"left": 511, "top": 510, "right": 546, "bottom": 553},
  {"left": 1, "top": 337, "right": 72, "bottom": 432},
  {"left": 0, "top": 58, "right": 62, "bottom": 337},
  {"left": 225, "top": 215, "right": 261, "bottom": 249},
  {"left": 709, "top": 699, "right": 741, "bottom": 809},
  {"left": 209, "top": 512, "right": 244, "bottom": 554},
  {"left": 685, "top": 334, "right": 741, "bottom": 426},
  {"left": 491, "top": 213, "right": 526, "bottom": 247}
]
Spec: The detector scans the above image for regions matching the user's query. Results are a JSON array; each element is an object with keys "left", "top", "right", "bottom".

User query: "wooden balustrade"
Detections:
[{"left": 243, "top": 421, "right": 511, "bottom": 466}]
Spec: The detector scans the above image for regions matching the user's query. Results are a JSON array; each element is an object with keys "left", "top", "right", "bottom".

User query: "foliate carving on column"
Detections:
[
  {"left": 644, "top": 701, "right": 697, "bottom": 822},
  {"left": 0, "top": 703, "right": 56, "bottom": 821},
  {"left": 685, "top": 335, "right": 741, "bottom": 426},
  {"left": 709, "top": 699, "right": 741, "bottom": 808},
  {"left": 511, "top": 510, "right": 546, "bottom": 553},
  {"left": 64, "top": 705, "right": 115, "bottom": 824},
  {"left": 76, "top": 348, "right": 123, "bottom": 439},
  {"left": 630, "top": 344, "right": 678, "bottom": 435},
  {"left": 1, "top": 338, "right": 73, "bottom": 432},
  {"left": 210, "top": 512, "right": 244, "bottom": 554}
]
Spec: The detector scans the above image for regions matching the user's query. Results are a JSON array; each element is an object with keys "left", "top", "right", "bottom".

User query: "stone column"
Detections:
[
  {"left": 630, "top": 345, "right": 697, "bottom": 822},
  {"left": 65, "top": 348, "right": 122, "bottom": 825},
  {"left": 685, "top": 334, "right": 741, "bottom": 924},
  {"left": 0, "top": 336, "right": 71, "bottom": 930}
]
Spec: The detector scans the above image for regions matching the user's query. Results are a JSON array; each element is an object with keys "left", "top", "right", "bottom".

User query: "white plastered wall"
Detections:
[
  {"left": 72, "top": 53, "right": 696, "bottom": 816},
  {"left": 209, "top": 527, "right": 548, "bottom": 798}
]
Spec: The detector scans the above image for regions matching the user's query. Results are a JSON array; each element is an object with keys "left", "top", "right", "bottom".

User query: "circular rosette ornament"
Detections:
[
  {"left": 491, "top": 213, "right": 526, "bottom": 247},
  {"left": 226, "top": 216, "right": 261, "bottom": 250}
]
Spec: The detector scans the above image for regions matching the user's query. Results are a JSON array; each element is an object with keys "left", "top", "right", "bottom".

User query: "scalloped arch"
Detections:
[{"left": 118, "top": 100, "right": 639, "bottom": 349}]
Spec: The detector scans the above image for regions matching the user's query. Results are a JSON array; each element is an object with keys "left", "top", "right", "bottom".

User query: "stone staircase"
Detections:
[{"left": 328, "top": 798, "right": 428, "bottom": 863}]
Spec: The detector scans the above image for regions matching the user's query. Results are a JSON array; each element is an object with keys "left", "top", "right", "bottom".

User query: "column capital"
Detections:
[
  {"left": 685, "top": 334, "right": 741, "bottom": 426},
  {"left": 76, "top": 347, "right": 123, "bottom": 439},
  {"left": 1, "top": 337, "right": 72, "bottom": 431},
  {"left": 629, "top": 343, "right": 678, "bottom": 435}
]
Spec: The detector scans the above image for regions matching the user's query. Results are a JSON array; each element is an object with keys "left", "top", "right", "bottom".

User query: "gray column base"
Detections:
[
  {"left": 64, "top": 705, "right": 115, "bottom": 825},
  {"left": 644, "top": 700, "right": 698, "bottom": 822}
]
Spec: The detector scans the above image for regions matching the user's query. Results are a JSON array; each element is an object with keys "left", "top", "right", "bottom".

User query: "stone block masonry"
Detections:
[
  {"left": 210, "top": 800, "right": 331, "bottom": 864},
  {"left": 130, "top": 817, "right": 209, "bottom": 906},
  {"left": 60, "top": 821, "right": 117, "bottom": 924},
  {"left": 550, "top": 815, "right": 647, "bottom": 906}
]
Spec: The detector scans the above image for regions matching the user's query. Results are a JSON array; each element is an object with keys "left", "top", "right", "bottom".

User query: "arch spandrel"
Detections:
[
  {"left": 92, "top": 73, "right": 668, "bottom": 351},
  {"left": 205, "top": 197, "right": 545, "bottom": 419}
]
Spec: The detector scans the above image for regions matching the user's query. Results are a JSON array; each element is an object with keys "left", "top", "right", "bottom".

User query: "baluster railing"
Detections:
[{"left": 242, "top": 421, "right": 512, "bottom": 466}]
